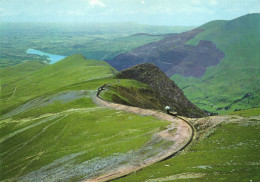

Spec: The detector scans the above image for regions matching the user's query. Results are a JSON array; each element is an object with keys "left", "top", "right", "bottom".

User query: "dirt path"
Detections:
[{"left": 83, "top": 85, "right": 194, "bottom": 182}]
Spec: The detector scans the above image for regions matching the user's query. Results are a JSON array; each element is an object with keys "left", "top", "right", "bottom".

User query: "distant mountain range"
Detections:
[{"left": 106, "top": 13, "right": 260, "bottom": 113}]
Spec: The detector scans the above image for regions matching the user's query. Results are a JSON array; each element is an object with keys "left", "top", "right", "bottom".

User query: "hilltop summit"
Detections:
[{"left": 117, "top": 63, "right": 206, "bottom": 118}]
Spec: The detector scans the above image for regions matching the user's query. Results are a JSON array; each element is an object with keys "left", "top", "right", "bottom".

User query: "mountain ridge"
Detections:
[{"left": 115, "top": 63, "right": 206, "bottom": 118}]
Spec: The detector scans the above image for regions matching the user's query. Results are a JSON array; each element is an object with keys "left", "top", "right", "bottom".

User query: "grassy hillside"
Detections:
[
  {"left": 0, "top": 55, "right": 173, "bottom": 181},
  {"left": 1, "top": 96, "right": 169, "bottom": 181},
  {"left": 100, "top": 79, "right": 166, "bottom": 110},
  {"left": 114, "top": 111, "right": 260, "bottom": 182},
  {"left": 0, "top": 60, "right": 47, "bottom": 83},
  {"left": 0, "top": 54, "right": 116, "bottom": 115},
  {"left": 229, "top": 107, "right": 260, "bottom": 117},
  {"left": 171, "top": 13, "right": 260, "bottom": 114}
]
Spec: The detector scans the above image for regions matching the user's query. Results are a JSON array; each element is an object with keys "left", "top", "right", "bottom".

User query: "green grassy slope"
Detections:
[
  {"left": 114, "top": 113, "right": 260, "bottom": 182},
  {"left": 0, "top": 54, "right": 116, "bottom": 115},
  {"left": 1, "top": 98, "right": 169, "bottom": 181},
  {"left": 100, "top": 79, "right": 166, "bottom": 111},
  {"left": 229, "top": 107, "right": 260, "bottom": 117},
  {"left": 0, "top": 55, "right": 171, "bottom": 181},
  {"left": 171, "top": 13, "right": 260, "bottom": 114},
  {"left": 0, "top": 60, "right": 47, "bottom": 84}
]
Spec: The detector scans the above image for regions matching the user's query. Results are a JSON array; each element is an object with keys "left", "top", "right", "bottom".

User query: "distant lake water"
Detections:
[{"left": 26, "top": 49, "right": 66, "bottom": 64}]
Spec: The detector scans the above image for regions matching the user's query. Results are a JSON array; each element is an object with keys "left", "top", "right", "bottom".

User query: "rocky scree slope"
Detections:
[{"left": 116, "top": 63, "right": 206, "bottom": 118}]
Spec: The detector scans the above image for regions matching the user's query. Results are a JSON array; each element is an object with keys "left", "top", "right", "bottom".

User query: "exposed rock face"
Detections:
[
  {"left": 107, "top": 28, "right": 225, "bottom": 78},
  {"left": 117, "top": 63, "right": 206, "bottom": 118}
]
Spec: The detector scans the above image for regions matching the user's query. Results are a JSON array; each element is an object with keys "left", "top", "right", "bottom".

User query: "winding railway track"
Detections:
[{"left": 86, "top": 81, "right": 195, "bottom": 182}]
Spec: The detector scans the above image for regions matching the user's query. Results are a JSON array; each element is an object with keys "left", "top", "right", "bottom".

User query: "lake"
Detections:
[{"left": 26, "top": 48, "right": 66, "bottom": 64}]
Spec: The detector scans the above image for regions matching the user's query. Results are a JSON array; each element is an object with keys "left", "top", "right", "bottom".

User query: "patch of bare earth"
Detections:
[
  {"left": 188, "top": 115, "right": 258, "bottom": 143},
  {"left": 144, "top": 172, "right": 206, "bottom": 182}
]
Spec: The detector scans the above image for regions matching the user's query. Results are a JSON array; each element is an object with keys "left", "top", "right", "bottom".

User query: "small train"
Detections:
[{"left": 165, "top": 106, "right": 177, "bottom": 116}]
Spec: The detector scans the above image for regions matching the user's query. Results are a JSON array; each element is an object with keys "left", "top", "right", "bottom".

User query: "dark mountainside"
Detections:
[
  {"left": 107, "top": 28, "right": 225, "bottom": 78},
  {"left": 116, "top": 63, "right": 206, "bottom": 118}
]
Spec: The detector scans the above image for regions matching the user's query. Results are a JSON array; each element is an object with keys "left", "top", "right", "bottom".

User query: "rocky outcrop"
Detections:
[
  {"left": 116, "top": 63, "right": 206, "bottom": 118},
  {"left": 107, "top": 28, "right": 225, "bottom": 78}
]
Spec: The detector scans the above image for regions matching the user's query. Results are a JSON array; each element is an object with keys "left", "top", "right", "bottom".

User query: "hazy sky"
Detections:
[{"left": 0, "top": 0, "right": 260, "bottom": 26}]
